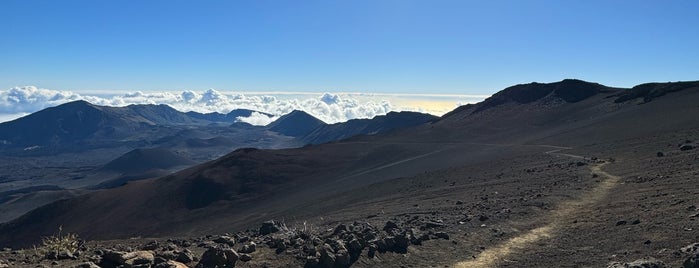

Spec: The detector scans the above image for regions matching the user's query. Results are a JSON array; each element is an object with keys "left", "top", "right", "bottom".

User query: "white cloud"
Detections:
[
  {"left": 0, "top": 86, "right": 487, "bottom": 125},
  {"left": 236, "top": 112, "right": 278, "bottom": 126}
]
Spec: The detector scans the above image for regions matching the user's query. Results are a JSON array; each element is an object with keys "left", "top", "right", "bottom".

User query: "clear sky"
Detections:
[{"left": 1, "top": 0, "right": 698, "bottom": 94}]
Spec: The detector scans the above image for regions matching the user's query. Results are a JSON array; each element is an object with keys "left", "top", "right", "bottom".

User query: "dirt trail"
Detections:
[{"left": 455, "top": 148, "right": 620, "bottom": 268}]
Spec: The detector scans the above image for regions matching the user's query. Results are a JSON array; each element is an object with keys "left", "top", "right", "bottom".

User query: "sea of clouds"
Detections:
[{"left": 0, "top": 86, "right": 486, "bottom": 125}]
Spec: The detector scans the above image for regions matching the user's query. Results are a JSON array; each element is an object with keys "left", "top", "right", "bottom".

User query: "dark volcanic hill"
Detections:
[
  {"left": 300, "top": 111, "right": 438, "bottom": 145},
  {"left": 99, "top": 148, "right": 194, "bottom": 174},
  {"left": 0, "top": 101, "right": 210, "bottom": 151},
  {"left": 266, "top": 110, "right": 326, "bottom": 137},
  {"left": 2, "top": 80, "right": 699, "bottom": 268}
]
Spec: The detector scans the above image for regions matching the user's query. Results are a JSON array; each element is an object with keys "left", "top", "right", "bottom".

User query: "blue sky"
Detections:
[{"left": 1, "top": 0, "right": 698, "bottom": 94}]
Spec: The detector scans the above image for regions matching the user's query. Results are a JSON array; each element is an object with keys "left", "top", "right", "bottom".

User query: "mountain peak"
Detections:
[
  {"left": 267, "top": 110, "right": 325, "bottom": 137},
  {"left": 474, "top": 79, "right": 614, "bottom": 112}
]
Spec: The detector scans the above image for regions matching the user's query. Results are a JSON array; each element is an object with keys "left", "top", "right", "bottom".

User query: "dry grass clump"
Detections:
[{"left": 35, "top": 226, "right": 79, "bottom": 258}]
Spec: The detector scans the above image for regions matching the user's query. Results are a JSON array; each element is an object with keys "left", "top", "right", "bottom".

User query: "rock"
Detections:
[
  {"left": 305, "top": 254, "right": 320, "bottom": 267},
  {"left": 71, "top": 262, "right": 101, "bottom": 268},
  {"left": 682, "top": 243, "right": 699, "bottom": 254},
  {"left": 456, "top": 200, "right": 464, "bottom": 205},
  {"left": 46, "top": 249, "right": 76, "bottom": 260},
  {"left": 631, "top": 219, "right": 641, "bottom": 225},
  {"left": 680, "top": 144, "right": 695, "bottom": 151},
  {"left": 478, "top": 215, "right": 489, "bottom": 221},
  {"left": 116, "top": 251, "right": 156, "bottom": 267},
  {"left": 616, "top": 220, "right": 627, "bottom": 226},
  {"left": 175, "top": 250, "right": 194, "bottom": 263},
  {"left": 239, "top": 242, "right": 256, "bottom": 254},
  {"left": 435, "top": 232, "right": 450, "bottom": 240},
  {"left": 334, "top": 249, "right": 350, "bottom": 267},
  {"left": 383, "top": 220, "right": 399, "bottom": 232},
  {"left": 259, "top": 220, "right": 280, "bottom": 235},
  {"left": 367, "top": 244, "right": 377, "bottom": 258},
  {"left": 422, "top": 221, "right": 445, "bottom": 229},
  {"left": 142, "top": 241, "right": 159, "bottom": 250},
  {"left": 197, "top": 247, "right": 239, "bottom": 268},
  {"left": 393, "top": 233, "right": 410, "bottom": 253},
  {"left": 213, "top": 235, "right": 236, "bottom": 246},
  {"left": 656, "top": 152, "right": 665, "bottom": 157},
  {"left": 682, "top": 243, "right": 699, "bottom": 268},
  {"left": 607, "top": 258, "right": 667, "bottom": 268},
  {"left": 318, "top": 244, "right": 336, "bottom": 268},
  {"left": 154, "top": 261, "right": 189, "bottom": 268},
  {"left": 347, "top": 238, "right": 363, "bottom": 257},
  {"left": 576, "top": 161, "right": 586, "bottom": 166},
  {"left": 158, "top": 251, "right": 178, "bottom": 261},
  {"left": 333, "top": 224, "right": 348, "bottom": 235},
  {"left": 239, "top": 253, "right": 252, "bottom": 262}
]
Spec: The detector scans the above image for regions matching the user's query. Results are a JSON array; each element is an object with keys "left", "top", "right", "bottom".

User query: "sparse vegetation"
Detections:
[
  {"left": 277, "top": 220, "right": 317, "bottom": 240},
  {"left": 35, "top": 226, "right": 79, "bottom": 259}
]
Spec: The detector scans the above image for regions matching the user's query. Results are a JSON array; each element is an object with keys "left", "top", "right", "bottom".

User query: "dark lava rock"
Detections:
[
  {"left": 213, "top": 235, "right": 236, "bottom": 246},
  {"left": 479, "top": 215, "right": 489, "bottom": 221},
  {"left": 680, "top": 144, "right": 695, "bottom": 151},
  {"left": 259, "top": 220, "right": 280, "bottom": 235},
  {"left": 682, "top": 243, "right": 699, "bottom": 254},
  {"left": 333, "top": 224, "right": 348, "bottom": 235},
  {"left": 367, "top": 244, "right": 377, "bottom": 258},
  {"left": 631, "top": 219, "right": 641, "bottom": 225},
  {"left": 239, "top": 253, "right": 252, "bottom": 262},
  {"left": 142, "top": 241, "right": 159, "bottom": 250},
  {"left": 197, "top": 247, "right": 238, "bottom": 268},
  {"left": 383, "top": 220, "right": 399, "bottom": 232},
  {"left": 657, "top": 152, "right": 665, "bottom": 157},
  {"left": 607, "top": 258, "right": 667, "bottom": 268},
  {"left": 239, "top": 242, "right": 256, "bottom": 254},
  {"left": 435, "top": 232, "right": 450, "bottom": 240},
  {"left": 318, "top": 244, "right": 336, "bottom": 268},
  {"left": 616, "top": 220, "right": 627, "bottom": 226},
  {"left": 175, "top": 250, "right": 194, "bottom": 263},
  {"left": 46, "top": 249, "right": 76, "bottom": 260},
  {"left": 685, "top": 254, "right": 699, "bottom": 268}
]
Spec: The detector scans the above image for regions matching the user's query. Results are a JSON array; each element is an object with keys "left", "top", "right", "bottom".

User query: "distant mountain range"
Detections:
[
  {"left": 0, "top": 100, "right": 438, "bottom": 226},
  {"left": 0, "top": 100, "right": 435, "bottom": 155}
]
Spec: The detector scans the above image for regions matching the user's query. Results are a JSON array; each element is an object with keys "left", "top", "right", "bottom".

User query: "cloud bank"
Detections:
[{"left": 0, "top": 86, "right": 487, "bottom": 125}]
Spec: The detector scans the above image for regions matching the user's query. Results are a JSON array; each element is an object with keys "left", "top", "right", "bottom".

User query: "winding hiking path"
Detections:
[{"left": 455, "top": 147, "right": 621, "bottom": 268}]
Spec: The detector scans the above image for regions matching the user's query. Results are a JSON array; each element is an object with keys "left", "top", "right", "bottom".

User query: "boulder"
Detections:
[
  {"left": 239, "top": 242, "right": 256, "bottom": 254},
  {"left": 154, "top": 261, "right": 189, "bottom": 268},
  {"left": 239, "top": 253, "right": 252, "bottom": 262},
  {"left": 259, "top": 220, "right": 280, "bottom": 235},
  {"left": 213, "top": 235, "right": 236, "bottom": 246},
  {"left": 100, "top": 250, "right": 155, "bottom": 268},
  {"left": 197, "top": 247, "right": 238, "bottom": 268},
  {"left": 318, "top": 243, "right": 336, "bottom": 268},
  {"left": 175, "top": 250, "right": 194, "bottom": 263},
  {"left": 383, "top": 221, "right": 399, "bottom": 232},
  {"left": 682, "top": 243, "right": 699, "bottom": 268}
]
